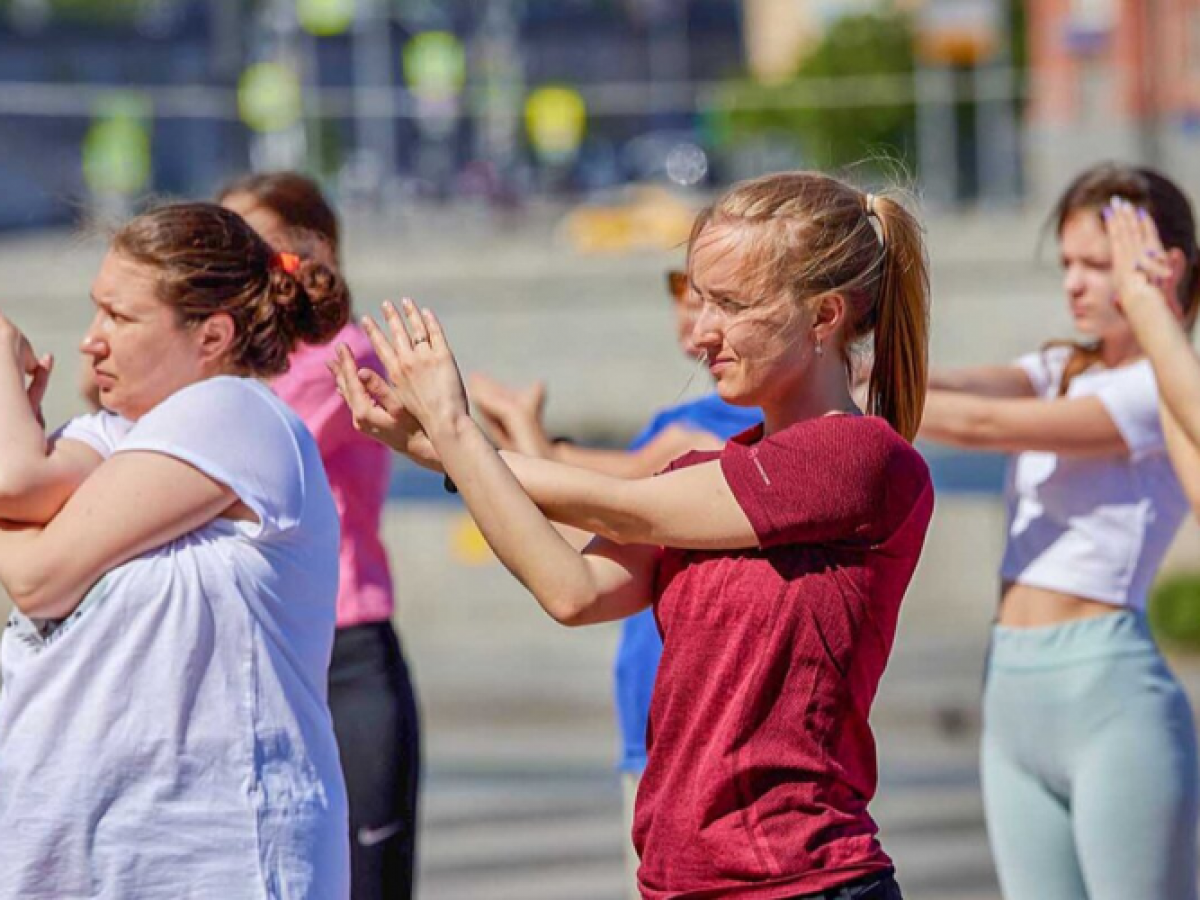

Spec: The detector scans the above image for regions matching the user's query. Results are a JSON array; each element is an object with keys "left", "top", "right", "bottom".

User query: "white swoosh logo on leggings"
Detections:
[{"left": 357, "top": 821, "right": 405, "bottom": 847}]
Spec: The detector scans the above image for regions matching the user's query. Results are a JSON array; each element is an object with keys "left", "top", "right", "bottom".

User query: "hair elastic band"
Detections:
[
  {"left": 864, "top": 193, "right": 878, "bottom": 218},
  {"left": 272, "top": 251, "right": 302, "bottom": 275}
]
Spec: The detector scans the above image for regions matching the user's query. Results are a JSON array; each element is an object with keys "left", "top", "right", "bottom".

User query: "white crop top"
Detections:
[{"left": 1000, "top": 347, "right": 1189, "bottom": 610}]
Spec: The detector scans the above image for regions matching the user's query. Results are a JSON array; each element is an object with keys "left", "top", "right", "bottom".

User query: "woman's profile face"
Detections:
[
  {"left": 81, "top": 251, "right": 211, "bottom": 420},
  {"left": 1059, "top": 209, "right": 1133, "bottom": 343},
  {"left": 687, "top": 223, "right": 813, "bottom": 408}
]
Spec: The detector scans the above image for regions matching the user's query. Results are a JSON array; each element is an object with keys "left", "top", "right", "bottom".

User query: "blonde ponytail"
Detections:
[{"left": 866, "top": 195, "right": 930, "bottom": 442}]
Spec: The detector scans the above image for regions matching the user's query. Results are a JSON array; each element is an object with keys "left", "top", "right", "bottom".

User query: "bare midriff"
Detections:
[{"left": 998, "top": 582, "right": 1121, "bottom": 628}]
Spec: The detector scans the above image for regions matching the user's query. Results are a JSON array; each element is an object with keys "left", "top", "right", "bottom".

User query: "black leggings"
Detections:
[
  {"left": 786, "top": 869, "right": 902, "bottom": 900},
  {"left": 329, "top": 621, "right": 422, "bottom": 900}
]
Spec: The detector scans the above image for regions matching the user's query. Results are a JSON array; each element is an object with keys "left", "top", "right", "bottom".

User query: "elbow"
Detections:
[
  {"left": 0, "top": 469, "right": 59, "bottom": 524},
  {"left": 0, "top": 465, "right": 35, "bottom": 505},
  {"left": 7, "top": 579, "right": 58, "bottom": 619},
  {"left": 2, "top": 565, "right": 71, "bottom": 620},
  {"left": 536, "top": 579, "right": 602, "bottom": 628},
  {"left": 544, "top": 589, "right": 595, "bottom": 628}
]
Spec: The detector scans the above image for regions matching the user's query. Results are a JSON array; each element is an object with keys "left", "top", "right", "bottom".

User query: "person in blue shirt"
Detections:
[{"left": 469, "top": 267, "right": 760, "bottom": 897}]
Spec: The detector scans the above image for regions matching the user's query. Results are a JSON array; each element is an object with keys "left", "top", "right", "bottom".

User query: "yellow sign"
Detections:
[
  {"left": 238, "top": 62, "right": 303, "bottom": 133},
  {"left": 403, "top": 31, "right": 467, "bottom": 102},
  {"left": 451, "top": 514, "right": 494, "bottom": 566},
  {"left": 82, "top": 94, "right": 152, "bottom": 195},
  {"left": 524, "top": 85, "right": 587, "bottom": 160},
  {"left": 297, "top": 0, "right": 355, "bottom": 37}
]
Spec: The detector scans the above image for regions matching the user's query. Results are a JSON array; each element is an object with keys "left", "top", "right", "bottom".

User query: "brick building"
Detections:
[{"left": 1026, "top": 0, "right": 1200, "bottom": 200}]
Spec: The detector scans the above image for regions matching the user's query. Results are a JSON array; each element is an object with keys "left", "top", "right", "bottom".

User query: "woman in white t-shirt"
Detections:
[
  {"left": 921, "top": 164, "right": 1200, "bottom": 900},
  {"left": 0, "top": 202, "right": 352, "bottom": 899}
]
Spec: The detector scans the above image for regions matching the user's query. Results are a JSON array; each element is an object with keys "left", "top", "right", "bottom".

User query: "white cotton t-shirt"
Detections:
[
  {"left": 54, "top": 408, "right": 135, "bottom": 458},
  {"left": 0, "top": 376, "right": 348, "bottom": 900},
  {"left": 1000, "top": 347, "right": 1189, "bottom": 609}
]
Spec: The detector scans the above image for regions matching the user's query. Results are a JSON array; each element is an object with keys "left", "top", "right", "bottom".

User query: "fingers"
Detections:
[
  {"left": 361, "top": 315, "right": 402, "bottom": 380},
  {"left": 381, "top": 300, "right": 414, "bottom": 356},
  {"left": 520, "top": 380, "right": 547, "bottom": 417},
  {"left": 420, "top": 305, "right": 448, "bottom": 353},
  {"left": 1107, "top": 199, "right": 1169, "bottom": 285},
  {"left": 357, "top": 368, "right": 406, "bottom": 418},
  {"left": 330, "top": 343, "right": 384, "bottom": 431},
  {"left": 400, "top": 298, "right": 430, "bottom": 349},
  {"left": 27, "top": 353, "right": 53, "bottom": 410}
]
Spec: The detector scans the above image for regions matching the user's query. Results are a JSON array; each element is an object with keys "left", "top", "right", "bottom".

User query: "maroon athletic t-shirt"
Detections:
[{"left": 634, "top": 414, "right": 934, "bottom": 899}]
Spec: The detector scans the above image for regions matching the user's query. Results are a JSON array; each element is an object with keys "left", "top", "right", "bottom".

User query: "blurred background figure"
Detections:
[
  {"left": 919, "top": 164, "right": 1200, "bottom": 900},
  {"left": 219, "top": 172, "right": 422, "bottom": 900}
]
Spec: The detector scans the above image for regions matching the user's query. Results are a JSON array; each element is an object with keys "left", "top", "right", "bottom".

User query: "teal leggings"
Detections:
[{"left": 982, "top": 610, "right": 1199, "bottom": 900}]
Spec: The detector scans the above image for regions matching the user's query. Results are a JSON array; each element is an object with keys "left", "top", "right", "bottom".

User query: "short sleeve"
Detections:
[
  {"left": 116, "top": 377, "right": 306, "bottom": 537},
  {"left": 1014, "top": 348, "right": 1070, "bottom": 398},
  {"left": 718, "top": 417, "right": 931, "bottom": 549},
  {"left": 53, "top": 411, "right": 134, "bottom": 459},
  {"left": 1094, "top": 362, "right": 1165, "bottom": 460}
]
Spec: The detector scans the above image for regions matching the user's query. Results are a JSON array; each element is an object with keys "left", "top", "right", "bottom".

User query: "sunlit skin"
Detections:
[
  {"left": 1059, "top": 209, "right": 1141, "bottom": 366},
  {"left": 80, "top": 252, "right": 235, "bottom": 421},
  {"left": 687, "top": 223, "right": 855, "bottom": 435}
]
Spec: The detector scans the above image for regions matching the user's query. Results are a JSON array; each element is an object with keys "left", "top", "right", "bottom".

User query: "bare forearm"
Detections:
[
  {"left": 919, "top": 390, "right": 995, "bottom": 448},
  {"left": 1123, "top": 293, "right": 1200, "bottom": 450},
  {"left": 0, "top": 521, "right": 75, "bottom": 617},
  {"left": 0, "top": 359, "right": 49, "bottom": 492},
  {"left": 497, "top": 450, "right": 653, "bottom": 541},
  {"left": 552, "top": 441, "right": 644, "bottom": 478},
  {"left": 433, "top": 415, "right": 610, "bottom": 623},
  {"left": 1161, "top": 407, "right": 1200, "bottom": 515},
  {"left": 928, "top": 366, "right": 1034, "bottom": 398}
]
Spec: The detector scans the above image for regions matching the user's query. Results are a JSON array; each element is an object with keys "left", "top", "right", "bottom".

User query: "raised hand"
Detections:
[
  {"left": 1107, "top": 197, "right": 1181, "bottom": 321},
  {"left": 0, "top": 312, "right": 52, "bottom": 427},
  {"left": 328, "top": 341, "right": 442, "bottom": 471},
  {"left": 364, "top": 298, "right": 470, "bottom": 433},
  {"left": 468, "top": 373, "right": 553, "bottom": 458}
]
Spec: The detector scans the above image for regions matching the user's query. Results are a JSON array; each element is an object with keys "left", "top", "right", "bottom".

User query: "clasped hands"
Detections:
[{"left": 328, "top": 298, "right": 468, "bottom": 471}]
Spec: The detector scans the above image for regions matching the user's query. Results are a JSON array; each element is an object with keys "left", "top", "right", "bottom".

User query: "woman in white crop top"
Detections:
[
  {"left": 0, "top": 203, "right": 353, "bottom": 899},
  {"left": 921, "top": 164, "right": 1200, "bottom": 900}
]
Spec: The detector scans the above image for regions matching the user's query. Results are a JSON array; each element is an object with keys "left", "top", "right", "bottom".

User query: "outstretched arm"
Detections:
[
  {"left": 0, "top": 451, "right": 238, "bottom": 618},
  {"left": 928, "top": 365, "right": 1035, "bottom": 397},
  {"left": 920, "top": 389, "right": 1129, "bottom": 456},
  {"left": 470, "top": 372, "right": 724, "bottom": 478},
  {"left": 331, "top": 300, "right": 759, "bottom": 625}
]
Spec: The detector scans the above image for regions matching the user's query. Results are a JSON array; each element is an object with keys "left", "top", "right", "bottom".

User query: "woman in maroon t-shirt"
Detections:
[{"left": 332, "top": 171, "right": 935, "bottom": 899}]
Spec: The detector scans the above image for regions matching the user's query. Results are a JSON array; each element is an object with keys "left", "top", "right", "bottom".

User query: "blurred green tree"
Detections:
[
  {"left": 1149, "top": 573, "right": 1200, "bottom": 654},
  {"left": 710, "top": 8, "right": 916, "bottom": 174}
]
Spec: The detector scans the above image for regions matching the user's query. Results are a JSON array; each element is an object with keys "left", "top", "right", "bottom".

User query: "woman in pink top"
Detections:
[
  {"left": 220, "top": 172, "right": 420, "bottom": 900},
  {"left": 334, "top": 171, "right": 933, "bottom": 899}
]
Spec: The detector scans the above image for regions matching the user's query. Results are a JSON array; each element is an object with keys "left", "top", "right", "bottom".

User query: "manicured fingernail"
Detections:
[
  {"left": 1102, "top": 207, "right": 1112, "bottom": 220},
  {"left": 1137, "top": 208, "right": 1149, "bottom": 221}
]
